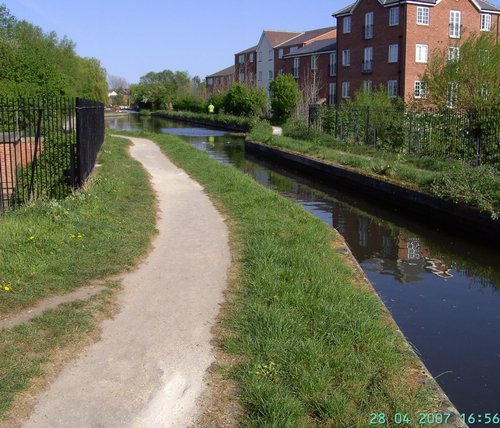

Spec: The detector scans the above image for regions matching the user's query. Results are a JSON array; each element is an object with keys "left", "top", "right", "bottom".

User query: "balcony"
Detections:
[
  {"left": 362, "top": 60, "right": 373, "bottom": 74},
  {"left": 363, "top": 24, "right": 373, "bottom": 40}
]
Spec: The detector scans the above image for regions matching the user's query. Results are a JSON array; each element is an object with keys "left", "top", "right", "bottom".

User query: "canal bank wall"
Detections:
[{"left": 245, "top": 140, "right": 500, "bottom": 244}]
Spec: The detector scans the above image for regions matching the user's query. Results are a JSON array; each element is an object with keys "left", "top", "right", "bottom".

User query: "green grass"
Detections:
[
  {"left": 250, "top": 124, "right": 500, "bottom": 218},
  {"left": 125, "top": 130, "right": 440, "bottom": 427},
  {"left": 153, "top": 110, "right": 253, "bottom": 131},
  {"left": 0, "top": 134, "right": 157, "bottom": 419},
  {"left": 0, "top": 135, "right": 157, "bottom": 316}
]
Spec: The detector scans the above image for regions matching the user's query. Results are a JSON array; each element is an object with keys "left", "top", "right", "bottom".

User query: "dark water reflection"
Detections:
[{"left": 107, "top": 113, "right": 500, "bottom": 418}]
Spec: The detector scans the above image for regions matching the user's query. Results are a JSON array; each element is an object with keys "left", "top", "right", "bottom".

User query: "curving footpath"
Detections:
[{"left": 22, "top": 136, "right": 230, "bottom": 427}]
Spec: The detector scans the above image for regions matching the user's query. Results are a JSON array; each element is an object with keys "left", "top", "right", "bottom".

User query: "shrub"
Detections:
[
  {"left": 222, "top": 83, "right": 267, "bottom": 117},
  {"left": 172, "top": 94, "right": 206, "bottom": 113},
  {"left": 269, "top": 74, "right": 301, "bottom": 125}
]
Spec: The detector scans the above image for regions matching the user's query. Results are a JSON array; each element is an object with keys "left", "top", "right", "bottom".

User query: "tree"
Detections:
[
  {"left": 107, "top": 75, "right": 129, "bottom": 91},
  {"left": 421, "top": 31, "right": 499, "bottom": 110},
  {"left": 222, "top": 83, "right": 267, "bottom": 116},
  {"left": 269, "top": 74, "right": 301, "bottom": 125}
]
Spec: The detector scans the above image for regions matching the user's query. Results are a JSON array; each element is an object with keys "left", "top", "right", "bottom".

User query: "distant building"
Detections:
[
  {"left": 235, "top": 45, "right": 258, "bottom": 87},
  {"left": 205, "top": 65, "right": 235, "bottom": 97}
]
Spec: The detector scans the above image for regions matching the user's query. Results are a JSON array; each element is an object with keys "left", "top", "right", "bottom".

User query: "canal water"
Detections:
[{"left": 107, "top": 113, "right": 500, "bottom": 420}]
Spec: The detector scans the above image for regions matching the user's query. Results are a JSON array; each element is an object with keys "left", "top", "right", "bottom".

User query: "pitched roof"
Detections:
[
  {"left": 263, "top": 30, "right": 302, "bottom": 47},
  {"left": 333, "top": 0, "right": 500, "bottom": 15},
  {"left": 278, "top": 26, "right": 337, "bottom": 47},
  {"left": 206, "top": 65, "right": 235, "bottom": 78},
  {"left": 283, "top": 38, "right": 337, "bottom": 58},
  {"left": 235, "top": 45, "right": 258, "bottom": 55}
]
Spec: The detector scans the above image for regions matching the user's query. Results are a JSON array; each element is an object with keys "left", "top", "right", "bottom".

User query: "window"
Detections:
[
  {"left": 450, "top": 11, "right": 461, "bottom": 38},
  {"left": 481, "top": 14, "right": 491, "bottom": 31},
  {"left": 278, "top": 48, "right": 284, "bottom": 59},
  {"left": 364, "top": 12, "right": 374, "bottom": 39},
  {"left": 342, "top": 81, "right": 350, "bottom": 98},
  {"left": 363, "top": 47, "right": 373, "bottom": 72},
  {"left": 239, "top": 72, "right": 244, "bottom": 82},
  {"left": 278, "top": 68, "right": 283, "bottom": 75},
  {"left": 387, "top": 80, "right": 398, "bottom": 97},
  {"left": 342, "top": 49, "right": 351, "bottom": 66},
  {"left": 311, "top": 55, "right": 318, "bottom": 71},
  {"left": 329, "top": 51, "right": 337, "bottom": 76},
  {"left": 249, "top": 71, "right": 254, "bottom": 82},
  {"left": 268, "top": 70, "right": 273, "bottom": 80},
  {"left": 207, "top": 77, "right": 213, "bottom": 85},
  {"left": 363, "top": 80, "right": 373, "bottom": 93},
  {"left": 448, "top": 47, "right": 459, "bottom": 62},
  {"left": 417, "top": 7, "right": 429, "bottom": 25},
  {"left": 388, "top": 44, "right": 398, "bottom": 63},
  {"left": 239, "top": 55, "right": 245, "bottom": 64},
  {"left": 258, "top": 71, "right": 262, "bottom": 81},
  {"left": 269, "top": 49, "right": 273, "bottom": 60},
  {"left": 293, "top": 57, "right": 300, "bottom": 78},
  {"left": 447, "top": 82, "right": 458, "bottom": 108},
  {"left": 414, "top": 81, "right": 426, "bottom": 98},
  {"left": 258, "top": 52, "right": 262, "bottom": 62},
  {"left": 389, "top": 7, "right": 399, "bottom": 26},
  {"left": 289, "top": 46, "right": 298, "bottom": 53},
  {"left": 343, "top": 16, "right": 351, "bottom": 33},
  {"left": 416, "top": 44, "right": 428, "bottom": 63},
  {"left": 328, "top": 83, "right": 336, "bottom": 105},
  {"left": 249, "top": 53, "right": 254, "bottom": 62}
]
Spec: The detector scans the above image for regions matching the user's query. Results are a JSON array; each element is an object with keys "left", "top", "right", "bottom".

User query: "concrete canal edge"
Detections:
[
  {"left": 245, "top": 140, "right": 500, "bottom": 244},
  {"left": 246, "top": 140, "right": 469, "bottom": 427}
]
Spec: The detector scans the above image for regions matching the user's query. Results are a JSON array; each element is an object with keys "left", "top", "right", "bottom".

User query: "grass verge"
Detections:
[
  {"left": 249, "top": 123, "right": 500, "bottom": 219},
  {"left": 0, "top": 135, "right": 157, "bottom": 420},
  {"left": 125, "top": 130, "right": 440, "bottom": 427}
]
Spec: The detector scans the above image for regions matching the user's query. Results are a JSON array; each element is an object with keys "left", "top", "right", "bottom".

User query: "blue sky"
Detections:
[{"left": 4, "top": 0, "right": 343, "bottom": 84}]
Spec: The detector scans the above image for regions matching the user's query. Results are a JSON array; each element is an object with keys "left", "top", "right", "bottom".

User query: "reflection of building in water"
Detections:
[{"left": 331, "top": 205, "right": 454, "bottom": 283}]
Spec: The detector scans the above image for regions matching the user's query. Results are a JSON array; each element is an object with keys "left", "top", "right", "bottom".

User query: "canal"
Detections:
[{"left": 107, "top": 113, "right": 500, "bottom": 420}]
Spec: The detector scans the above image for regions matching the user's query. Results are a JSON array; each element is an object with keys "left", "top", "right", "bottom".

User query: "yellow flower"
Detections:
[{"left": 28, "top": 236, "right": 34, "bottom": 240}]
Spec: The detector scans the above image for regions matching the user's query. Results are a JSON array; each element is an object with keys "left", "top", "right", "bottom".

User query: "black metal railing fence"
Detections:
[
  {"left": 309, "top": 105, "right": 500, "bottom": 168},
  {"left": 0, "top": 97, "right": 104, "bottom": 212}
]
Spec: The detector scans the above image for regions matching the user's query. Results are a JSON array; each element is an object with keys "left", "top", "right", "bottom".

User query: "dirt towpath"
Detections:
[{"left": 22, "top": 136, "right": 230, "bottom": 427}]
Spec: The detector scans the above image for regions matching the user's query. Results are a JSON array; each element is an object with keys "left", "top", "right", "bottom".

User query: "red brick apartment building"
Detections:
[
  {"left": 205, "top": 65, "right": 235, "bottom": 96},
  {"left": 235, "top": 46, "right": 257, "bottom": 87},
  {"left": 332, "top": 0, "right": 500, "bottom": 103},
  {"left": 283, "top": 38, "right": 338, "bottom": 105}
]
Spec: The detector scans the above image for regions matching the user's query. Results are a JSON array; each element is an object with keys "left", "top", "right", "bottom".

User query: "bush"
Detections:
[
  {"left": 172, "top": 94, "right": 206, "bottom": 113},
  {"left": 282, "top": 118, "right": 318, "bottom": 141},
  {"left": 269, "top": 74, "right": 301, "bottom": 125},
  {"left": 222, "top": 83, "right": 267, "bottom": 117}
]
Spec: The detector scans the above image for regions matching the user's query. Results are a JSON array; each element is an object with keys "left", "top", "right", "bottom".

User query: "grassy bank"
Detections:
[
  {"left": 0, "top": 135, "right": 157, "bottom": 419},
  {"left": 128, "top": 130, "right": 439, "bottom": 427},
  {"left": 250, "top": 123, "right": 500, "bottom": 219},
  {"left": 153, "top": 110, "right": 253, "bottom": 131}
]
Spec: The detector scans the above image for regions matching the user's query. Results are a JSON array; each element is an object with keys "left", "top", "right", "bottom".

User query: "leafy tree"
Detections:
[
  {"left": 421, "top": 31, "right": 499, "bottom": 109},
  {"left": 269, "top": 74, "right": 301, "bottom": 125},
  {"left": 222, "top": 83, "right": 267, "bottom": 117}
]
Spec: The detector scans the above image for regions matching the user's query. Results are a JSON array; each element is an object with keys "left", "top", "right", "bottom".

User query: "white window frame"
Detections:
[
  {"left": 388, "top": 44, "right": 398, "bottom": 63},
  {"left": 363, "top": 80, "right": 373, "bottom": 93},
  {"left": 448, "top": 46, "right": 460, "bottom": 62},
  {"left": 450, "top": 11, "right": 461, "bottom": 38},
  {"left": 290, "top": 46, "right": 298, "bottom": 54},
  {"left": 311, "top": 55, "right": 318, "bottom": 71},
  {"left": 447, "top": 82, "right": 458, "bottom": 108},
  {"left": 239, "top": 72, "right": 245, "bottom": 83},
  {"left": 414, "top": 80, "right": 426, "bottom": 99},
  {"left": 329, "top": 51, "right": 337, "bottom": 76},
  {"left": 328, "top": 82, "right": 336, "bottom": 105},
  {"left": 343, "top": 16, "right": 351, "bottom": 33},
  {"left": 416, "top": 44, "right": 428, "bottom": 63},
  {"left": 293, "top": 57, "right": 300, "bottom": 78},
  {"left": 342, "top": 81, "right": 350, "bottom": 98},
  {"left": 363, "top": 47, "right": 373, "bottom": 72},
  {"left": 278, "top": 48, "right": 284, "bottom": 59},
  {"left": 258, "top": 52, "right": 262, "bottom": 62},
  {"left": 389, "top": 7, "right": 399, "bottom": 26},
  {"left": 268, "top": 70, "right": 273, "bottom": 80},
  {"left": 342, "top": 49, "right": 351, "bottom": 66},
  {"left": 387, "top": 80, "right": 398, "bottom": 98},
  {"left": 365, "top": 12, "right": 374, "bottom": 39},
  {"left": 249, "top": 53, "right": 254, "bottom": 63},
  {"left": 417, "top": 7, "right": 429, "bottom": 25},
  {"left": 207, "top": 77, "right": 213, "bottom": 86},
  {"left": 268, "top": 49, "right": 273, "bottom": 61},
  {"left": 258, "top": 71, "right": 262, "bottom": 81},
  {"left": 480, "top": 14, "right": 491, "bottom": 31}
]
